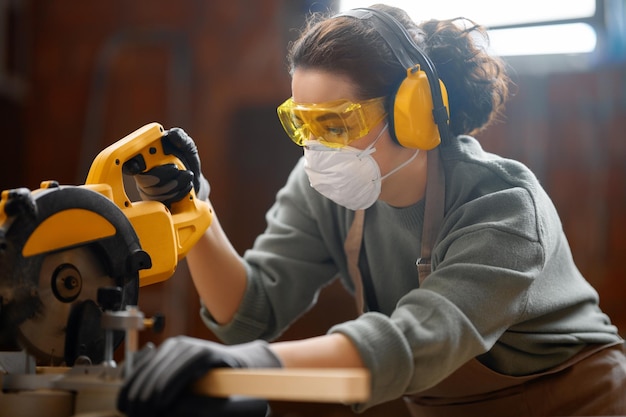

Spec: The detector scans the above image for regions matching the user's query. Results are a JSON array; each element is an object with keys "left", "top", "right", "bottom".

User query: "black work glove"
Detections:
[
  {"left": 117, "top": 336, "right": 282, "bottom": 417},
  {"left": 134, "top": 128, "right": 210, "bottom": 206}
]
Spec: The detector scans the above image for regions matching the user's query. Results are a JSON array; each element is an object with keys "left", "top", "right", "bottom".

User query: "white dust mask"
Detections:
[{"left": 303, "top": 124, "right": 419, "bottom": 210}]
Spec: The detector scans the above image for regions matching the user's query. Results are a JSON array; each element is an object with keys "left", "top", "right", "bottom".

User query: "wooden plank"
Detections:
[{"left": 194, "top": 368, "right": 370, "bottom": 403}]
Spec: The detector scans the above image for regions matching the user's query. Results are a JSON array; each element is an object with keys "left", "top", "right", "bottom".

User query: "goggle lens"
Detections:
[{"left": 277, "top": 97, "right": 386, "bottom": 148}]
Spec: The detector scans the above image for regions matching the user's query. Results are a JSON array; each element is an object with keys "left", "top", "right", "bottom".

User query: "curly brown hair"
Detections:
[{"left": 287, "top": 3, "right": 511, "bottom": 136}]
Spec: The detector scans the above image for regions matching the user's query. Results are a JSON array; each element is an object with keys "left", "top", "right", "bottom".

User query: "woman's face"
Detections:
[{"left": 291, "top": 67, "right": 427, "bottom": 207}]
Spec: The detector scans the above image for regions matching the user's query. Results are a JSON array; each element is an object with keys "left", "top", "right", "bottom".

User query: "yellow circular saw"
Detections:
[{"left": 0, "top": 122, "right": 212, "bottom": 366}]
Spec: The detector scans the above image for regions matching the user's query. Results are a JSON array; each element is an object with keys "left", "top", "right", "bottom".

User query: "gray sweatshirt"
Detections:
[{"left": 202, "top": 136, "right": 621, "bottom": 409}]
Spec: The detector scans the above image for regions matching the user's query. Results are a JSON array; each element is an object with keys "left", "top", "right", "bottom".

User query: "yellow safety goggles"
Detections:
[{"left": 277, "top": 96, "right": 387, "bottom": 148}]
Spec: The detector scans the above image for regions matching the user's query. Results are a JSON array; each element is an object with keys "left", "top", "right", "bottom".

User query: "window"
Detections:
[{"left": 338, "top": 0, "right": 598, "bottom": 57}]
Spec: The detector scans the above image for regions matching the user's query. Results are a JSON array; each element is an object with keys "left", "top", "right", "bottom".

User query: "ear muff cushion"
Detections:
[{"left": 391, "top": 68, "right": 449, "bottom": 150}]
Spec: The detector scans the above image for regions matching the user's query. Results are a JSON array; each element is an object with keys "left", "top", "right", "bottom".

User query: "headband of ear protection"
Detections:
[{"left": 336, "top": 8, "right": 451, "bottom": 149}]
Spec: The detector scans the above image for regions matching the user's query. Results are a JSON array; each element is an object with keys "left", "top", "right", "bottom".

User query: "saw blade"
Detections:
[{"left": 17, "top": 246, "right": 116, "bottom": 365}]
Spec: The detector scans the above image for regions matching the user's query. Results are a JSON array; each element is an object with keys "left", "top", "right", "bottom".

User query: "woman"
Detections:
[{"left": 118, "top": 4, "right": 626, "bottom": 416}]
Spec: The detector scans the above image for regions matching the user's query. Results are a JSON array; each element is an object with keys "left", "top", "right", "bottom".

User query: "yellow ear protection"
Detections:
[{"left": 336, "top": 8, "right": 452, "bottom": 149}]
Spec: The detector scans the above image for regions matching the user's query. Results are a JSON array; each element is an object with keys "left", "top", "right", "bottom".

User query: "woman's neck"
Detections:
[{"left": 379, "top": 149, "right": 428, "bottom": 208}]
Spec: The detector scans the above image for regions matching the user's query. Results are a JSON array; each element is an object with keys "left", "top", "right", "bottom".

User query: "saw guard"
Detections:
[{"left": 21, "top": 207, "right": 116, "bottom": 257}]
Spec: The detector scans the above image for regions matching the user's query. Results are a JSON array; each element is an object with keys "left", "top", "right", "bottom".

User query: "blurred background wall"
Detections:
[{"left": 0, "top": 1, "right": 624, "bottom": 415}]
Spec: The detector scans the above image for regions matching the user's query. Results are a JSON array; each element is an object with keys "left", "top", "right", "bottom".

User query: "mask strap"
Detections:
[
  {"left": 357, "top": 124, "right": 388, "bottom": 158},
  {"left": 380, "top": 148, "right": 419, "bottom": 181}
]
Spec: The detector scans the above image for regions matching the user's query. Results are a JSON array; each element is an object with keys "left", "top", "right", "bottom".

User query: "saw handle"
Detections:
[
  {"left": 84, "top": 122, "right": 212, "bottom": 286},
  {"left": 85, "top": 123, "right": 193, "bottom": 207},
  {"left": 122, "top": 127, "right": 208, "bottom": 205}
]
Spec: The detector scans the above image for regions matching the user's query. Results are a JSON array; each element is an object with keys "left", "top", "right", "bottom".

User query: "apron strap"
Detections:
[
  {"left": 416, "top": 147, "right": 446, "bottom": 284},
  {"left": 344, "top": 209, "right": 366, "bottom": 315}
]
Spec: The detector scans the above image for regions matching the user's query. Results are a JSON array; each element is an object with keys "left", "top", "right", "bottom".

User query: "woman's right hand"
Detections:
[{"left": 133, "top": 127, "right": 210, "bottom": 206}]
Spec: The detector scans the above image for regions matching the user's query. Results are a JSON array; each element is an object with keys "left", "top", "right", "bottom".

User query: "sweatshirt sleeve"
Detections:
[{"left": 203, "top": 158, "right": 344, "bottom": 343}]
